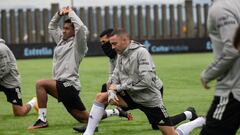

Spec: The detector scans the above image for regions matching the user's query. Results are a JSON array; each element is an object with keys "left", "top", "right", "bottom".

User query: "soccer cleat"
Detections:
[
  {"left": 186, "top": 107, "right": 198, "bottom": 121},
  {"left": 27, "top": 119, "right": 48, "bottom": 130},
  {"left": 73, "top": 124, "right": 98, "bottom": 133},
  {"left": 116, "top": 107, "right": 133, "bottom": 121}
]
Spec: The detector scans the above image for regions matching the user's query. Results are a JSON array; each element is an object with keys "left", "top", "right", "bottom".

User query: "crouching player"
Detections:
[{"left": 0, "top": 38, "right": 38, "bottom": 116}]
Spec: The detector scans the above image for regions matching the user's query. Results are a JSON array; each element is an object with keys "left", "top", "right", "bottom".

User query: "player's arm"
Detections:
[
  {"left": 112, "top": 48, "right": 155, "bottom": 92},
  {"left": 201, "top": 9, "right": 240, "bottom": 84},
  {"left": 68, "top": 9, "right": 88, "bottom": 56},
  {"left": 0, "top": 52, "right": 10, "bottom": 78},
  {"left": 107, "top": 59, "right": 121, "bottom": 104},
  {"left": 108, "top": 58, "right": 117, "bottom": 80},
  {"left": 107, "top": 58, "right": 120, "bottom": 86},
  {"left": 48, "top": 9, "right": 63, "bottom": 43}
]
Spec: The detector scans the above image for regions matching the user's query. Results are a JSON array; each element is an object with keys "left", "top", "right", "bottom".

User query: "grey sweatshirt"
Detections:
[
  {"left": 0, "top": 39, "right": 20, "bottom": 88},
  {"left": 49, "top": 11, "right": 88, "bottom": 91},
  {"left": 108, "top": 41, "right": 163, "bottom": 107},
  {"left": 201, "top": 0, "right": 240, "bottom": 101},
  {"left": 108, "top": 56, "right": 117, "bottom": 80}
]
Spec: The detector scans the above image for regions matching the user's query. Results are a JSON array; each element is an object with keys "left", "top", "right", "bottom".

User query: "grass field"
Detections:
[{"left": 0, "top": 53, "right": 239, "bottom": 135}]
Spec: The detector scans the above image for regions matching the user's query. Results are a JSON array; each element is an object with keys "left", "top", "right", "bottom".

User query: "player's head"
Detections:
[
  {"left": 99, "top": 28, "right": 114, "bottom": 44},
  {"left": 99, "top": 28, "right": 117, "bottom": 59},
  {"left": 234, "top": 26, "right": 240, "bottom": 51},
  {"left": 63, "top": 19, "right": 75, "bottom": 40},
  {"left": 109, "top": 29, "right": 130, "bottom": 55}
]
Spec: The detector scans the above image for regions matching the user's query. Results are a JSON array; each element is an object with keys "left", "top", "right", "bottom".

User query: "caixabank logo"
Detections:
[{"left": 142, "top": 38, "right": 212, "bottom": 54}]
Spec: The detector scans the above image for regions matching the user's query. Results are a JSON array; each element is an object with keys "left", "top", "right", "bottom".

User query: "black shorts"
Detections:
[
  {"left": 160, "top": 87, "right": 163, "bottom": 98},
  {"left": 101, "top": 83, "right": 107, "bottom": 92},
  {"left": 56, "top": 81, "right": 86, "bottom": 112},
  {"left": 200, "top": 93, "right": 240, "bottom": 135},
  {"left": 0, "top": 84, "right": 23, "bottom": 106},
  {"left": 118, "top": 90, "right": 172, "bottom": 126}
]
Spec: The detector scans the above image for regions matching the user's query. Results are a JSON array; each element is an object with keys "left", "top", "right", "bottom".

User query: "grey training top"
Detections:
[
  {"left": 201, "top": 0, "right": 240, "bottom": 101},
  {"left": 0, "top": 39, "right": 20, "bottom": 88},
  {"left": 49, "top": 11, "right": 88, "bottom": 91},
  {"left": 108, "top": 41, "right": 164, "bottom": 107},
  {"left": 108, "top": 56, "right": 117, "bottom": 80}
]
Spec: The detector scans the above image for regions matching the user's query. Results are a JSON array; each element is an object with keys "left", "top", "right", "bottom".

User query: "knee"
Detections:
[
  {"left": 95, "top": 92, "right": 107, "bottom": 103},
  {"left": 13, "top": 112, "right": 24, "bottom": 116},
  {"left": 36, "top": 80, "right": 46, "bottom": 90},
  {"left": 13, "top": 109, "right": 25, "bottom": 116}
]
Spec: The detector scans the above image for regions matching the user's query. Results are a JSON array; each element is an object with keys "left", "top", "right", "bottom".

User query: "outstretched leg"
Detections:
[
  {"left": 176, "top": 117, "right": 205, "bottom": 135},
  {"left": 152, "top": 107, "right": 198, "bottom": 130}
]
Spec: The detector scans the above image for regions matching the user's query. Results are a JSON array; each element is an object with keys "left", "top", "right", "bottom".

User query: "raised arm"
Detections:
[
  {"left": 48, "top": 11, "right": 63, "bottom": 43},
  {"left": 67, "top": 8, "right": 88, "bottom": 56}
]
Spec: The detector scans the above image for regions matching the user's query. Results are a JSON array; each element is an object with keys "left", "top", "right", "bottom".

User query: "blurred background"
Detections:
[{"left": 0, "top": 0, "right": 212, "bottom": 59}]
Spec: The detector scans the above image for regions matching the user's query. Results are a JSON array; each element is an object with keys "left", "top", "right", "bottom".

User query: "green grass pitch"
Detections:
[{"left": 0, "top": 53, "right": 239, "bottom": 135}]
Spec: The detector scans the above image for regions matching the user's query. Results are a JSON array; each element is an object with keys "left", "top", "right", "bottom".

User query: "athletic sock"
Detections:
[
  {"left": 38, "top": 108, "right": 47, "bottom": 122},
  {"left": 27, "top": 97, "right": 37, "bottom": 108},
  {"left": 176, "top": 117, "right": 206, "bottom": 135},
  {"left": 105, "top": 108, "right": 120, "bottom": 117},
  {"left": 83, "top": 101, "right": 105, "bottom": 135},
  {"left": 170, "top": 113, "right": 186, "bottom": 125}
]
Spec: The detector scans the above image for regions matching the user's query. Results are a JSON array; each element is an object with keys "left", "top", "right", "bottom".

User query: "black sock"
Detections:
[{"left": 169, "top": 113, "right": 186, "bottom": 126}]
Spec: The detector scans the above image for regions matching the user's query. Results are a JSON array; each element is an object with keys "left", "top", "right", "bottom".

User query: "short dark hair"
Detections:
[
  {"left": 233, "top": 25, "right": 240, "bottom": 49},
  {"left": 99, "top": 28, "right": 114, "bottom": 38},
  {"left": 64, "top": 19, "right": 74, "bottom": 29},
  {"left": 110, "top": 28, "right": 129, "bottom": 38}
]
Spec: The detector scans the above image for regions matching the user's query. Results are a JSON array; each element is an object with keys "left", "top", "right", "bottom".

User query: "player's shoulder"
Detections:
[
  {"left": 130, "top": 41, "right": 146, "bottom": 51},
  {"left": 0, "top": 41, "right": 9, "bottom": 52}
]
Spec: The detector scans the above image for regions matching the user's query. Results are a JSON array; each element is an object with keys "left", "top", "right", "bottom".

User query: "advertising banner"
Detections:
[{"left": 8, "top": 38, "right": 212, "bottom": 59}]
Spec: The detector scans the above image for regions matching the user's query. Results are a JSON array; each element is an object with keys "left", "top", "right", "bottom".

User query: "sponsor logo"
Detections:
[
  {"left": 63, "top": 82, "right": 72, "bottom": 87},
  {"left": 158, "top": 120, "right": 165, "bottom": 124},
  {"left": 24, "top": 47, "right": 53, "bottom": 57},
  {"left": 143, "top": 40, "right": 189, "bottom": 53},
  {"left": 12, "top": 100, "right": 17, "bottom": 103},
  {"left": 206, "top": 41, "right": 212, "bottom": 50}
]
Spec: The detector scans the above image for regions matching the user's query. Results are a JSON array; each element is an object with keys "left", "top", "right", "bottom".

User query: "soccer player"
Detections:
[
  {"left": 73, "top": 29, "right": 133, "bottom": 133},
  {"left": 200, "top": 0, "right": 240, "bottom": 135},
  {"left": 83, "top": 29, "right": 201, "bottom": 135},
  {"left": 28, "top": 7, "right": 89, "bottom": 129},
  {"left": 99, "top": 29, "right": 198, "bottom": 130},
  {"left": 0, "top": 38, "right": 38, "bottom": 116},
  {"left": 97, "top": 29, "right": 132, "bottom": 121}
]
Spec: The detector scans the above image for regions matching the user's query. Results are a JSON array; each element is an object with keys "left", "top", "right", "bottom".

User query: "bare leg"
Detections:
[
  {"left": 159, "top": 125, "right": 178, "bottom": 135},
  {"left": 12, "top": 104, "right": 31, "bottom": 116},
  {"left": 36, "top": 80, "right": 58, "bottom": 108},
  {"left": 69, "top": 109, "right": 89, "bottom": 123}
]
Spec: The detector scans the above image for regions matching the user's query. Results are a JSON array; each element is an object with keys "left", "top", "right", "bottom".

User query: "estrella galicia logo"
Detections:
[{"left": 24, "top": 47, "right": 53, "bottom": 57}]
